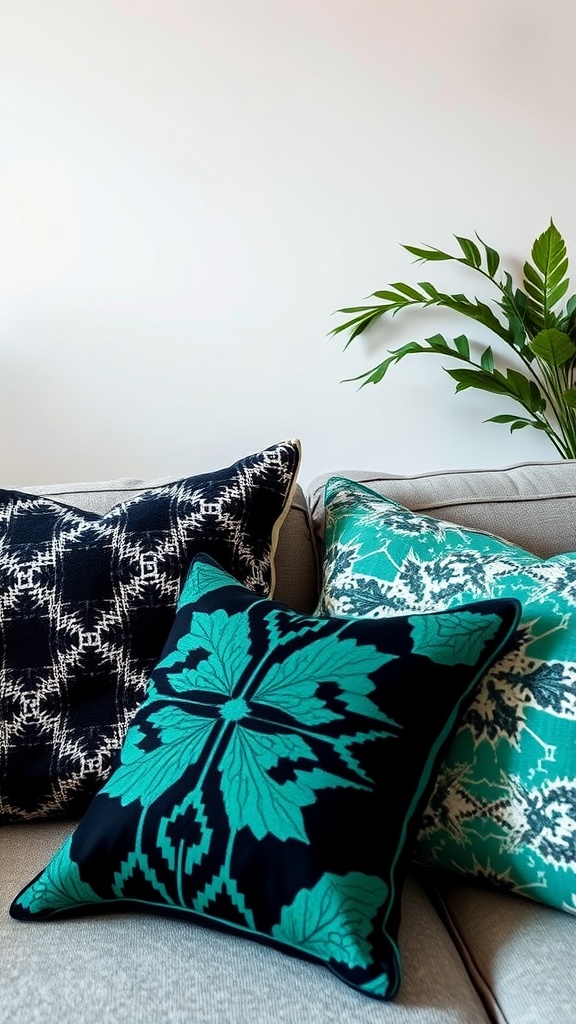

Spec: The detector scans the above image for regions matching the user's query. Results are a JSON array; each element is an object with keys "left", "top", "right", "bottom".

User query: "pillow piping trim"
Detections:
[
  {"left": 379, "top": 598, "right": 522, "bottom": 995},
  {"left": 267, "top": 439, "right": 302, "bottom": 598}
]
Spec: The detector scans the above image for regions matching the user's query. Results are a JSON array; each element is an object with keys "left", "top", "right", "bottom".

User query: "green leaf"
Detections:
[
  {"left": 402, "top": 243, "right": 453, "bottom": 261},
  {"left": 408, "top": 610, "right": 501, "bottom": 666},
  {"left": 531, "top": 221, "right": 566, "bottom": 276},
  {"left": 14, "top": 837, "right": 101, "bottom": 916},
  {"left": 563, "top": 388, "right": 576, "bottom": 409},
  {"left": 272, "top": 872, "right": 387, "bottom": 970},
  {"left": 485, "top": 415, "right": 541, "bottom": 434},
  {"left": 105, "top": 709, "right": 215, "bottom": 808},
  {"left": 524, "top": 221, "right": 570, "bottom": 328},
  {"left": 455, "top": 235, "right": 481, "bottom": 268},
  {"left": 453, "top": 335, "right": 470, "bottom": 358},
  {"left": 480, "top": 346, "right": 494, "bottom": 372},
  {"left": 529, "top": 329, "right": 575, "bottom": 366},
  {"left": 218, "top": 727, "right": 361, "bottom": 842},
  {"left": 447, "top": 367, "right": 510, "bottom": 397},
  {"left": 485, "top": 413, "right": 526, "bottom": 423},
  {"left": 475, "top": 233, "right": 500, "bottom": 277},
  {"left": 388, "top": 281, "right": 425, "bottom": 301},
  {"left": 419, "top": 281, "right": 440, "bottom": 298}
]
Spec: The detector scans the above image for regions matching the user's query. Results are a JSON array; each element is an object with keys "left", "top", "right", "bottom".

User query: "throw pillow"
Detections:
[
  {"left": 319, "top": 476, "right": 576, "bottom": 915},
  {"left": 10, "top": 553, "right": 519, "bottom": 1000},
  {"left": 0, "top": 440, "right": 300, "bottom": 822}
]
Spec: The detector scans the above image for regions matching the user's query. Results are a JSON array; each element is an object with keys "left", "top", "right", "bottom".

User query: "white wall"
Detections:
[{"left": 0, "top": 0, "right": 574, "bottom": 487}]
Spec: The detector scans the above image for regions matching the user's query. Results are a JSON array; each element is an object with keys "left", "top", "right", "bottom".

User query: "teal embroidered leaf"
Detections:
[
  {"left": 166, "top": 609, "right": 252, "bottom": 697},
  {"left": 272, "top": 872, "right": 387, "bottom": 969},
  {"left": 409, "top": 610, "right": 501, "bottom": 665},
  {"left": 155, "top": 632, "right": 199, "bottom": 670},
  {"left": 178, "top": 556, "right": 243, "bottom": 607},
  {"left": 105, "top": 707, "right": 215, "bottom": 808},
  {"left": 219, "top": 727, "right": 363, "bottom": 842},
  {"left": 361, "top": 973, "right": 392, "bottom": 997},
  {"left": 254, "top": 628, "right": 397, "bottom": 726},
  {"left": 16, "top": 837, "right": 101, "bottom": 915}
]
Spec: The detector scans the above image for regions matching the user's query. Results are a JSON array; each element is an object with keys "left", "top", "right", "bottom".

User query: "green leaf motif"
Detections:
[
  {"left": 105, "top": 707, "right": 215, "bottom": 808},
  {"left": 16, "top": 837, "right": 101, "bottom": 915},
  {"left": 167, "top": 609, "right": 253, "bottom": 697},
  {"left": 178, "top": 557, "right": 243, "bottom": 608},
  {"left": 409, "top": 611, "right": 501, "bottom": 666},
  {"left": 254, "top": 626, "right": 398, "bottom": 726},
  {"left": 156, "top": 632, "right": 199, "bottom": 670},
  {"left": 272, "top": 872, "right": 387, "bottom": 970},
  {"left": 219, "top": 727, "right": 364, "bottom": 843}
]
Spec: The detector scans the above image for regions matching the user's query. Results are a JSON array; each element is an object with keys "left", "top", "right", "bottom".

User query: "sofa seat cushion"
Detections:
[
  {"left": 431, "top": 878, "right": 576, "bottom": 1024},
  {"left": 2, "top": 821, "right": 492, "bottom": 1024}
]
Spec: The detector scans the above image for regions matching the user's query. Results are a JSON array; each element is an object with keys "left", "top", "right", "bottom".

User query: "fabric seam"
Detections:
[{"left": 428, "top": 884, "right": 510, "bottom": 1024}]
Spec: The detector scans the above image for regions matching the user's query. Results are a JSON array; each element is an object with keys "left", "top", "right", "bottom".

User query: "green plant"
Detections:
[{"left": 332, "top": 221, "right": 576, "bottom": 458}]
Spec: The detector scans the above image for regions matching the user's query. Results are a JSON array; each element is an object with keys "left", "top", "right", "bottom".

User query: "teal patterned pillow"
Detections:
[
  {"left": 10, "top": 554, "right": 519, "bottom": 1000},
  {"left": 319, "top": 476, "right": 576, "bottom": 915}
]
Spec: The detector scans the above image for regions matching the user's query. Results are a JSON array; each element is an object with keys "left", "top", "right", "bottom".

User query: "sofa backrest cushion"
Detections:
[{"left": 308, "top": 460, "right": 576, "bottom": 559}]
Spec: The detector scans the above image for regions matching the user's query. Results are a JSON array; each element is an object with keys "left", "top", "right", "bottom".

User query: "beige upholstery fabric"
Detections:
[
  {"left": 18, "top": 477, "right": 319, "bottom": 615},
  {"left": 1, "top": 823, "right": 491, "bottom": 1024},
  {"left": 308, "top": 460, "right": 576, "bottom": 558},
  {"left": 431, "top": 879, "right": 576, "bottom": 1024}
]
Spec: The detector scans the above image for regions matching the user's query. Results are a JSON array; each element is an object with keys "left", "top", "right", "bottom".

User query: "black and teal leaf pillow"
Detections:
[
  {"left": 319, "top": 476, "right": 576, "bottom": 915},
  {"left": 0, "top": 439, "right": 300, "bottom": 822},
  {"left": 10, "top": 554, "right": 519, "bottom": 999}
]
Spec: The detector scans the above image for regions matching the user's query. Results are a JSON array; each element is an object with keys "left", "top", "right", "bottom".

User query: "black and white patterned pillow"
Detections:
[{"left": 0, "top": 439, "right": 300, "bottom": 822}]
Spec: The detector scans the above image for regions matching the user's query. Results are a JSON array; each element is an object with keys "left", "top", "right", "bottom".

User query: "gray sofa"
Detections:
[{"left": 2, "top": 461, "right": 576, "bottom": 1024}]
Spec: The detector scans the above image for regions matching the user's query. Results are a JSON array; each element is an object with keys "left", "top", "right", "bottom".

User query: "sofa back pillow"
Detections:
[
  {"left": 22, "top": 476, "right": 319, "bottom": 615},
  {"left": 318, "top": 476, "right": 576, "bottom": 916},
  {"left": 0, "top": 440, "right": 300, "bottom": 821}
]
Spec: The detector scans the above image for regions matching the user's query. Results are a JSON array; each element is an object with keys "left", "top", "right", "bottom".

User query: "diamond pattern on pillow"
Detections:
[{"left": 0, "top": 440, "right": 300, "bottom": 821}]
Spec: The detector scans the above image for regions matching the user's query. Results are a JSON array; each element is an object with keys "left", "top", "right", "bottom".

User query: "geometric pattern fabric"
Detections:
[{"left": 0, "top": 440, "right": 300, "bottom": 820}]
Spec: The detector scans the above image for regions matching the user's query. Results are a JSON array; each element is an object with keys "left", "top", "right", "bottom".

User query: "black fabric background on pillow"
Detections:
[{"left": 0, "top": 440, "right": 300, "bottom": 821}]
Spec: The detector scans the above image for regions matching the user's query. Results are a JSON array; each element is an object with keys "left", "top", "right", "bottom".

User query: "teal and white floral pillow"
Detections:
[{"left": 318, "top": 476, "right": 576, "bottom": 915}]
